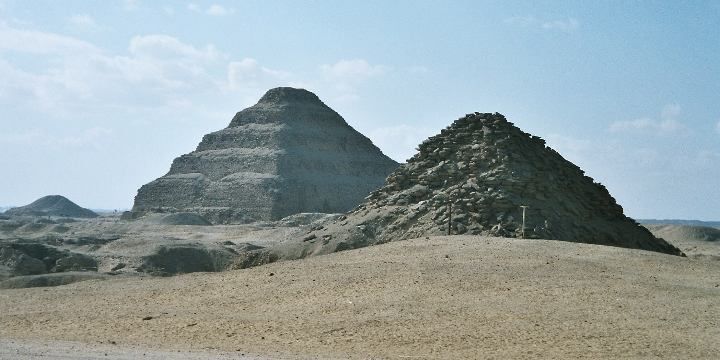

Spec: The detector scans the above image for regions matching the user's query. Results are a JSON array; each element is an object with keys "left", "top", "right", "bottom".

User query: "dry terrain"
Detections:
[
  {"left": 1, "top": 236, "right": 719, "bottom": 359},
  {"left": 644, "top": 224, "right": 720, "bottom": 260}
]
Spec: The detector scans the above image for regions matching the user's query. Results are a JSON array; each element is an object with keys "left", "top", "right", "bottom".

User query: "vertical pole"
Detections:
[
  {"left": 448, "top": 200, "right": 452, "bottom": 236},
  {"left": 520, "top": 205, "right": 528, "bottom": 239},
  {"left": 444, "top": 180, "right": 452, "bottom": 236}
]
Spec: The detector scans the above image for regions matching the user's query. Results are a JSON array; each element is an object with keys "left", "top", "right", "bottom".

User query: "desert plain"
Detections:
[{"left": 1, "top": 233, "right": 719, "bottom": 359}]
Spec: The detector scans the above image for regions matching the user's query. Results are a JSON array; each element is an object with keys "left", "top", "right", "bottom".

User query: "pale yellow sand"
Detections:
[{"left": 1, "top": 236, "right": 719, "bottom": 359}]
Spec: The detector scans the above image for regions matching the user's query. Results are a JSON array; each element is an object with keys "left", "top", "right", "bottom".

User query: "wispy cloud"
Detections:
[
  {"left": 0, "top": 21, "right": 97, "bottom": 54},
  {"left": 226, "top": 58, "right": 289, "bottom": 90},
  {"left": 187, "top": 3, "right": 234, "bottom": 16},
  {"left": 541, "top": 18, "right": 579, "bottom": 32},
  {"left": 321, "top": 59, "right": 389, "bottom": 80},
  {"left": 609, "top": 104, "right": 688, "bottom": 135},
  {"left": 122, "top": 0, "right": 140, "bottom": 11},
  {"left": 0, "top": 22, "right": 226, "bottom": 113},
  {"left": 0, "top": 127, "right": 113, "bottom": 149},
  {"left": 206, "top": 4, "right": 234, "bottom": 16},
  {"left": 0, "top": 20, "right": 397, "bottom": 119},
  {"left": 319, "top": 59, "right": 389, "bottom": 103},
  {"left": 68, "top": 14, "right": 98, "bottom": 30},
  {"left": 129, "top": 34, "right": 221, "bottom": 61},
  {"left": 504, "top": 15, "right": 580, "bottom": 33}
]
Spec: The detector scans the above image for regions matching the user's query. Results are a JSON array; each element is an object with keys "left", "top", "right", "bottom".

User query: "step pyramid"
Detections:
[
  {"left": 301, "top": 112, "right": 683, "bottom": 256},
  {"left": 131, "top": 87, "right": 399, "bottom": 224}
]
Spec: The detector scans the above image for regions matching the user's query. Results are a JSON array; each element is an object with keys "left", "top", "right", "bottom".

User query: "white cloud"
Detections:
[
  {"left": 503, "top": 16, "right": 537, "bottom": 27},
  {"left": 206, "top": 4, "right": 233, "bottom": 16},
  {"left": 321, "top": 59, "right": 388, "bottom": 81},
  {"left": 318, "top": 59, "right": 389, "bottom": 103},
  {"left": 187, "top": 3, "right": 234, "bottom": 16},
  {"left": 129, "top": 34, "right": 220, "bottom": 62},
  {"left": 0, "top": 22, "right": 227, "bottom": 113},
  {"left": 609, "top": 104, "right": 688, "bottom": 135},
  {"left": 504, "top": 15, "right": 580, "bottom": 32},
  {"left": 0, "top": 22, "right": 97, "bottom": 54},
  {"left": 0, "top": 127, "right": 113, "bottom": 149},
  {"left": 122, "top": 0, "right": 140, "bottom": 11},
  {"left": 541, "top": 18, "right": 580, "bottom": 32},
  {"left": 226, "top": 58, "right": 289, "bottom": 90},
  {"left": 715, "top": 120, "right": 720, "bottom": 134},
  {"left": 68, "top": 14, "right": 97, "bottom": 29}
]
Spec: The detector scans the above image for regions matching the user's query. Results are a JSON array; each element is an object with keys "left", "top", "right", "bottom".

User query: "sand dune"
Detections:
[
  {"left": 1, "top": 236, "right": 718, "bottom": 359},
  {"left": 644, "top": 224, "right": 720, "bottom": 259}
]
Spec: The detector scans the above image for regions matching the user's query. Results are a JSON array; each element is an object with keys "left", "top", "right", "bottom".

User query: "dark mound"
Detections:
[
  {"left": 297, "top": 112, "right": 683, "bottom": 257},
  {"left": 0, "top": 272, "right": 108, "bottom": 289},
  {"left": 0, "top": 241, "right": 98, "bottom": 278},
  {"left": 157, "top": 213, "right": 212, "bottom": 226},
  {"left": 138, "top": 244, "right": 235, "bottom": 276},
  {"left": 5, "top": 195, "right": 98, "bottom": 218}
]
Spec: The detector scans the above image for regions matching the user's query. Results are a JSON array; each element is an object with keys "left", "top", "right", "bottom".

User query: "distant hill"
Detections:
[
  {"left": 639, "top": 219, "right": 720, "bottom": 228},
  {"left": 644, "top": 224, "right": 720, "bottom": 243},
  {"left": 4, "top": 195, "right": 98, "bottom": 218}
]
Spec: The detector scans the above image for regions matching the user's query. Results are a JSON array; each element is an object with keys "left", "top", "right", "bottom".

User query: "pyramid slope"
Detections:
[
  {"left": 132, "top": 87, "right": 399, "bottom": 223},
  {"left": 5, "top": 195, "right": 98, "bottom": 218},
  {"left": 298, "top": 112, "right": 683, "bottom": 256}
]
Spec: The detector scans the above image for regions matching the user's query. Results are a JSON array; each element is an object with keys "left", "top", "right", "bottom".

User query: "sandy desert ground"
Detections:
[{"left": 1, "top": 235, "right": 719, "bottom": 359}]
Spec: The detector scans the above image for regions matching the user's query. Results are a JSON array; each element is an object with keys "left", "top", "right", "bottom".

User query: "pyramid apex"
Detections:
[{"left": 258, "top": 87, "right": 323, "bottom": 105}]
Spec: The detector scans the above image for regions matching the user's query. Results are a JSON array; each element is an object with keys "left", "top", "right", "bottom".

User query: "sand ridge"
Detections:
[{"left": 1, "top": 236, "right": 718, "bottom": 359}]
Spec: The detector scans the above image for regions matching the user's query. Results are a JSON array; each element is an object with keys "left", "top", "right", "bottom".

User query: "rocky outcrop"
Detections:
[
  {"left": 295, "top": 112, "right": 684, "bottom": 256},
  {"left": 132, "top": 87, "right": 398, "bottom": 224},
  {"left": 0, "top": 272, "right": 108, "bottom": 289},
  {"left": 137, "top": 243, "right": 237, "bottom": 276},
  {"left": 0, "top": 241, "right": 98, "bottom": 282},
  {"left": 5, "top": 195, "right": 98, "bottom": 218}
]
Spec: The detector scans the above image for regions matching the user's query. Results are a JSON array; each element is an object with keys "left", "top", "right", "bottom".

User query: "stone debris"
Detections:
[
  {"left": 300, "top": 112, "right": 683, "bottom": 256},
  {"left": 130, "top": 87, "right": 398, "bottom": 224}
]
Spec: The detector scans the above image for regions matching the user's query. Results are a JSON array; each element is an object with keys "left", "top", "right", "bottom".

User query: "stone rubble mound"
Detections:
[
  {"left": 131, "top": 87, "right": 398, "bottom": 224},
  {"left": 298, "top": 112, "right": 683, "bottom": 256}
]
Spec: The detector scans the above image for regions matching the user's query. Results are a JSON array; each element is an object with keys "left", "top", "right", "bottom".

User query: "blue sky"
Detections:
[{"left": 0, "top": 1, "right": 718, "bottom": 220}]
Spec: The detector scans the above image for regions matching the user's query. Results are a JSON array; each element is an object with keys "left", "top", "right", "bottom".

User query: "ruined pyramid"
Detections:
[
  {"left": 5, "top": 195, "right": 98, "bottom": 218},
  {"left": 131, "top": 87, "right": 399, "bottom": 224},
  {"left": 300, "top": 112, "right": 683, "bottom": 256}
]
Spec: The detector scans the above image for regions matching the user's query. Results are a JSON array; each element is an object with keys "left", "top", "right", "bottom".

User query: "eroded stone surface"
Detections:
[
  {"left": 296, "top": 112, "right": 683, "bottom": 256},
  {"left": 132, "top": 87, "right": 398, "bottom": 224}
]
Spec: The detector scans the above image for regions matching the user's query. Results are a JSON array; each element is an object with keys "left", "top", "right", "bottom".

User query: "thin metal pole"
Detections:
[
  {"left": 448, "top": 200, "right": 452, "bottom": 236},
  {"left": 520, "top": 205, "right": 529, "bottom": 239},
  {"left": 444, "top": 180, "right": 452, "bottom": 236}
]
